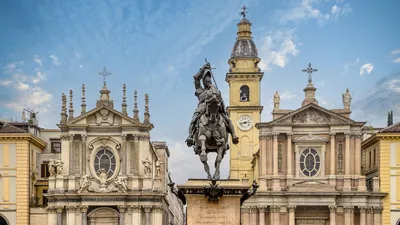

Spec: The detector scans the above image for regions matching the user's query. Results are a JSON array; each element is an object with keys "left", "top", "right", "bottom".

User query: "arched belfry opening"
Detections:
[{"left": 240, "top": 85, "right": 250, "bottom": 102}]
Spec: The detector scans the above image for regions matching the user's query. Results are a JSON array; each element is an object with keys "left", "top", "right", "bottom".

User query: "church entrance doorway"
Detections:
[{"left": 88, "top": 207, "right": 119, "bottom": 225}]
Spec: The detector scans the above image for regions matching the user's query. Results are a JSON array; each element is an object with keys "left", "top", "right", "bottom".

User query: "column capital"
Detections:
[
  {"left": 118, "top": 205, "right": 127, "bottom": 213},
  {"left": 121, "top": 134, "right": 127, "bottom": 141},
  {"left": 143, "top": 205, "right": 152, "bottom": 213},
  {"left": 249, "top": 206, "right": 258, "bottom": 213},
  {"left": 241, "top": 207, "right": 251, "bottom": 213},
  {"left": 46, "top": 206, "right": 56, "bottom": 213},
  {"left": 272, "top": 132, "right": 279, "bottom": 137},
  {"left": 344, "top": 132, "right": 351, "bottom": 137},
  {"left": 259, "top": 134, "right": 271, "bottom": 140},
  {"left": 67, "top": 206, "right": 76, "bottom": 212},
  {"left": 288, "top": 205, "right": 296, "bottom": 213},
  {"left": 330, "top": 132, "right": 336, "bottom": 136},
  {"left": 373, "top": 206, "right": 382, "bottom": 214},
  {"left": 287, "top": 132, "right": 293, "bottom": 137},
  {"left": 270, "top": 206, "right": 281, "bottom": 213},
  {"left": 343, "top": 206, "right": 354, "bottom": 213},
  {"left": 69, "top": 134, "right": 75, "bottom": 141},
  {"left": 359, "top": 206, "right": 367, "bottom": 213},
  {"left": 354, "top": 133, "right": 362, "bottom": 139},
  {"left": 367, "top": 207, "right": 374, "bottom": 214},
  {"left": 329, "top": 205, "right": 337, "bottom": 213},
  {"left": 81, "top": 134, "right": 87, "bottom": 142},
  {"left": 81, "top": 205, "right": 88, "bottom": 213},
  {"left": 257, "top": 206, "right": 268, "bottom": 213},
  {"left": 56, "top": 206, "right": 64, "bottom": 213},
  {"left": 153, "top": 206, "right": 164, "bottom": 213},
  {"left": 132, "top": 205, "right": 141, "bottom": 212}
]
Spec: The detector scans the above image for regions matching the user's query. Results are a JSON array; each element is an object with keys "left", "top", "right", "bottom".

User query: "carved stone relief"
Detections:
[
  {"left": 293, "top": 109, "right": 329, "bottom": 124},
  {"left": 95, "top": 108, "right": 114, "bottom": 125}
]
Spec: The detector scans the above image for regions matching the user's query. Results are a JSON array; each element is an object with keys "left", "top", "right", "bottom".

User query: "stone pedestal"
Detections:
[
  {"left": 142, "top": 176, "right": 152, "bottom": 191},
  {"left": 49, "top": 177, "right": 56, "bottom": 191},
  {"left": 179, "top": 179, "right": 249, "bottom": 225},
  {"left": 56, "top": 176, "right": 64, "bottom": 192}
]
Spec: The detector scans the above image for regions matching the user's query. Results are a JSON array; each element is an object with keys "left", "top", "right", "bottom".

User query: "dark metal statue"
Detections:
[
  {"left": 204, "top": 179, "right": 224, "bottom": 203},
  {"left": 168, "top": 182, "right": 187, "bottom": 205},
  {"left": 240, "top": 180, "right": 259, "bottom": 205},
  {"left": 186, "top": 61, "right": 239, "bottom": 180}
]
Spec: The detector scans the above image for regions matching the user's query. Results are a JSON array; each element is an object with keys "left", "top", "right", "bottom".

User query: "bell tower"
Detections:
[{"left": 226, "top": 8, "right": 263, "bottom": 181}]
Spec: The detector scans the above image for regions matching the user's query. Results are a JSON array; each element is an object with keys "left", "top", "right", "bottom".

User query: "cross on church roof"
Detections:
[
  {"left": 302, "top": 63, "right": 318, "bottom": 83},
  {"left": 240, "top": 5, "right": 247, "bottom": 18},
  {"left": 98, "top": 66, "right": 112, "bottom": 86}
]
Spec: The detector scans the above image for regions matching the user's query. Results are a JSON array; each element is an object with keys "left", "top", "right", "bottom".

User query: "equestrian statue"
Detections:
[{"left": 186, "top": 61, "right": 239, "bottom": 180}]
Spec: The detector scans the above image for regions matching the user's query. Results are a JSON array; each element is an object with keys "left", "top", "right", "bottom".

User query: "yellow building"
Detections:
[
  {"left": 226, "top": 16, "right": 263, "bottom": 181},
  {"left": 0, "top": 121, "right": 46, "bottom": 225},
  {"left": 362, "top": 122, "right": 400, "bottom": 225}
]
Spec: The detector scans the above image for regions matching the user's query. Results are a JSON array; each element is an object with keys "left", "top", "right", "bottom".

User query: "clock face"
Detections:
[{"left": 237, "top": 115, "right": 253, "bottom": 131}]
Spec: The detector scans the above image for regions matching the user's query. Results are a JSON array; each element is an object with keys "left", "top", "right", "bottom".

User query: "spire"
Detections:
[
  {"left": 237, "top": 5, "right": 252, "bottom": 40},
  {"left": 68, "top": 89, "right": 74, "bottom": 120},
  {"left": 60, "top": 93, "right": 67, "bottom": 123},
  {"left": 96, "top": 67, "right": 114, "bottom": 108},
  {"left": 143, "top": 94, "right": 150, "bottom": 124},
  {"left": 122, "top": 84, "right": 127, "bottom": 115},
  {"left": 388, "top": 110, "right": 394, "bottom": 126},
  {"left": 81, "top": 84, "right": 86, "bottom": 114},
  {"left": 301, "top": 63, "right": 318, "bottom": 107},
  {"left": 133, "top": 90, "right": 139, "bottom": 121}
]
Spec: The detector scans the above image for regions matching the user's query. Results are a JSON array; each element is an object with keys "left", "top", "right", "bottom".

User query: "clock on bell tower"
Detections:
[{"left": 226, "top": 12, "right": 263, "bottom": 181}]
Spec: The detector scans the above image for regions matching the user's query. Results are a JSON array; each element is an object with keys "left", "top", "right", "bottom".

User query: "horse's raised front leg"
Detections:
[
  {"left": 199, "top": 134, "right": 211, "bottom": 179},
  {"left": 213, "top": 145, "right": 224, "bottom": 181}
]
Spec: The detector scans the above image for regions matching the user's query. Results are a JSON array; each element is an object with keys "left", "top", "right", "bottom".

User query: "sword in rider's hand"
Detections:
[{"left": 204, "top": 58, "right": 218, "bottom": 89}]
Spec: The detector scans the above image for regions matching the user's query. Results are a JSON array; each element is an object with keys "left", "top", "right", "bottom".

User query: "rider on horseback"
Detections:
[{"left": 186, "top": 62, "right": 239, "bottom": 147}]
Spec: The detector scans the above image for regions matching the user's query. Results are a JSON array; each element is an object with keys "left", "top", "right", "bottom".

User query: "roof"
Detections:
[
  {"left": 0, "top": 121, "right": 27, "bottom": 133},
  {"left": 231, "top": 39, "right": 258, "bottom": 59},
  {"left": 379, "top": 122, "right": 400, "bottom": 133}
]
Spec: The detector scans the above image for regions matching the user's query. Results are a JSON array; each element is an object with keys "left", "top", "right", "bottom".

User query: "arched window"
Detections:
[
  {"left": 240, "top": 85, "right": 250, "bottom": 102},
  {"left": 0, "top": 214, "right": 9, "bottom": 225}
]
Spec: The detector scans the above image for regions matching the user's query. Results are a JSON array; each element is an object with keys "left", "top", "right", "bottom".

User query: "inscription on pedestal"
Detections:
[{"left": 187, "top": 195, "right": 240, "bottom": 225}]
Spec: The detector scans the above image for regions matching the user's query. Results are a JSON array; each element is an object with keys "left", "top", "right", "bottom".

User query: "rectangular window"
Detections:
[
  {"left": 373, "top": 149, "right": 376, "bottom": 166},
  {"left": 42, "top": 189, "right": 48, "bottom": 206},
  {"left": 41, "top": 161, "right": 50, "bottom": 178},
  {"left": 51, "top": 142, "right": 61, "bottom": 153},
  {"left": 369, "top": 151, "right": 372, "bottom": 168}
]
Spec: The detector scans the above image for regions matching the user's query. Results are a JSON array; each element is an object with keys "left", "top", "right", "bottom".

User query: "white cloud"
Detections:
[
  {"left": 393, "top": 58, "right": 400, "bottom": 63},
  {"left": 79, "top": 65, "right": 83, "bottom": 68},
  {"left": 360, "top": 63, "right": 374, "bottom": 76},
  {"left": 0, "top": 80, "right": 12, "bottom": 86},
  {"left": 75, "top": 53, "right": 81, "bottom": 59},
  {"left": 5, "top": 87, "right": 53, "bottom": 113},
  {"left": 390, "top": 48, "right": 400, "bottom": 63},
  {"left": 388, "top": 79, "right": 400, "bottom": 93},
  {"left": 259, "top": 30, "right": 300, "bottom": 71},
  {"left": 49, "top": 55, "right": 60, "bottom": 65},
  {"left": 33, "top": 55, "right": 42, "bottom": 66},
  {"left": 391, "top": 48, "right": 400, "bottom": 55},
  {"left": 280, "top": 90, "right": 297, "bottom": 100},
  {"left": 18, "top": 82, "right": 30, "bottom": 91},
  {"left": 32, "top": 71, "right": 47, "bottom": 84}
]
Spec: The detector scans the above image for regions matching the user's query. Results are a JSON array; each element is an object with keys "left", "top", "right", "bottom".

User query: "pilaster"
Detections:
[
  {"left": 143, "top": 205, "right": 152, "bottom": 225},
  {"left": 249, "top": 206, "right": 258, "bottom": 225},
  {"left": 131, "top": 205, "right": 142, "bottom": 225},
  {"left": 288, "top": 205, "right": 296, "bottom": 225},
  {"left": 287, "top": 133, "right": 293, "bottom": 187},
  {"left": 329, "top": 132, "right": 337, "bottom": 187},
  {"left": 272, "top": 133, "right": 280, "bottom": 191},
  {"left": 343, "top": 206, "right": 354, "bottom": 225},
  {"left": 241, "top": 207, "right": 250, "bottom": 225},
  {"left": 373, "top": 207, "right": 382, "bottom": 225},
  {"left": 270, "top": 206, "right": 280, "bottom": 225},
  {"left": 67, "top": 206, "right": 76, "bottom": 225},
  {"left": 257, "top": 206, "right": 267, "bottom": 225},
  {"left": 359, "top": 206, "right": 366, "bottom": 225},
  {"left": 118, "top": 205, "right": 126, "bottom": 225},
  {"left": 81, "top": 135, "right": 87, "bottom": 174},
  {"left": 121, "top": 134, "right": 127, "bottom": 175},
  {"left": 81, "top": 206, "right": 88, "bottom": 225},
  {"left": 56, "top": 206, "right": 63, "bottom": 225},
  {"left": 343, "top": 132, "right": 351, "bottom": 191},
  {"left": 329, "top": 205, "right": 336, "bottom": 225}
]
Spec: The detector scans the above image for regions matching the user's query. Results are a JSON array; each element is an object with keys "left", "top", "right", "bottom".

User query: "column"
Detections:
[
  {"left": 359, "top": 207, "right": 366, "bottom": 225},
  {"left": 121, "top": 134, "right": 127, "bottom": 174},
  {"left": 132, "top": 205, "right": 142, "bottom": 225},
  {"left": 330, "top": 132, "right": 336, "bottom": 175},
  {"left": 56, "top": 206, "right": 63, "bottom": 225},
  {"left": 67, "top": 206, "right": 76, "bottom": 225},
  {"left": 46, "top": 206, "right": 57, "bottom": 225},
  {"left": 69, "top": 134, "right": 75, "bottom": 175},
  {"left": 373, "top": 207, "right": 382, "bottom": 225},
  {"left": 75, "top": 206, "right": 82, "bottom": 225},
  {"left": 257, "top": 206, "right": 266, "bottom": 225},
  {"left": 355, "top": 133, "right": 361, "bottom": 175},
  {"left": 287, "top": 133, "right": 293, "bottom": 184},
  {"left": 271, "top": 206, "right": 280, "bottom": 225},
  {"left": 249, "top": 207, "right": 258, "bottom": 225},
  {"left": 81, "top": 135, "right": 87, "bottom": 174},
  {"left": 344, "top": 206, "right": 354, "bottom": 225},
  {"left": 241, "top": 207, "right": 250, "bottom": 225},
  {"left": 345, "top": 133, "right": 351, "bottom": 175},
  {"left": 329, "top": 205, "right": 336, "bottom": 225},
  {"left": 143, "top": 205, "right": 152, "bottom": 225},
  {"left": 260, "top": 136, "right": 267, "bottom": 175},
  {"left": 153, "top": 206, "right": 164, "bottom": 225},
  {"left": 273, "top": 133, "right": 279, "bottom": 175},
  {"left": 81, "top": 206, "right": 88, "bottom": 225},
  {"left": 288, "top": 205, "right": 296, "bottom": 225},
  {"left": 118, "top": 205, "right": 126, "bottom": 225},
  {"left": 367, "top": 207, "right": 374, "bottom": 225}
]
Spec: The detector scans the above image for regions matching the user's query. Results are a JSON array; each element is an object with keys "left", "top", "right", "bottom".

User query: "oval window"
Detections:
[
  {"left": 94, "top": 148, "right": 116, "bottom": 178},
  {"left": 300, "top": 148, "right": 320, "bottom": 177}
]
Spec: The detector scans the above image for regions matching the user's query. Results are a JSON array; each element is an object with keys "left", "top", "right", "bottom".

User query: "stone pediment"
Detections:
[
  {"left": 293, "top": 134, "right": 328, "bottom": 143},
  {"left": 269, "top": 104, "right": 355, "bottom": 126},
  {"left": 66, "top": 105, "right": 148, "bottom": 128}
]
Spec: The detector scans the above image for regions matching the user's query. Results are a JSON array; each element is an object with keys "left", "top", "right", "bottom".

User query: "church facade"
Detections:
[
  {"left": 227, "top": 15, "right": 386, "bottom": 225},
  {"left": 0, "top": 74, "right": 184, "bottom": 225}
]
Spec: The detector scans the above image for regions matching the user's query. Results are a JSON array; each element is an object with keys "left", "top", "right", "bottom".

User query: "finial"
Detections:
[
  {"left": 302, "top": 63, "right": 318, "bottom": 83},
  {"left": 240, "top": 5, "right": 247, "bottom": 18},
  {"left": 98, "top": 66, "right": 112, "bottom": 87},
  {"left": 61, "top": 93, "right": 67, "bottom": 123},
  {"left": 81, "top": 84, "right": 86, "bottom": 115},
  {"left": 69, "top": 89, "right": 74, "bottom": 120},
  {"left": 122, "top": 84, "right": 127, "bottom": 115},
  {"left": 133, "top": 90, "right": 139, "bottom": 121},
  {"left": 143, "top": 94, "right": 150, "bottom": 124}
]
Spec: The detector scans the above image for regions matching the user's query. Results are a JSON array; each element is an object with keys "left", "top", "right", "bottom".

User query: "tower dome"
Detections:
[{"left": 230, "top": 18, "right": 258, "bottom": 59}]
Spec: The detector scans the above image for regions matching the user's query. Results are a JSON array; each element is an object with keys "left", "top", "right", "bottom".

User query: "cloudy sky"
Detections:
[{"left": 0, "top": 0, "right": 399, "bottom": 183}]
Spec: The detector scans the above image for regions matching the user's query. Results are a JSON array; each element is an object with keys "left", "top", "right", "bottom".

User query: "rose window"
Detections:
[
  {"left": 94, "top": 148, "right": 116, "bottom": 178},
  {"left": 300, "top": 148, "right": 320, "bottom": 177}
]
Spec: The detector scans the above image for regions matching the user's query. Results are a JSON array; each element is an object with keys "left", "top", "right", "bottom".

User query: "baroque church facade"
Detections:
[
  {"left": 227, "top": 16, "right": 386, "bottom": 225},
  {"left": 0, "top": 74, "right": 184, "bottom": 225}
]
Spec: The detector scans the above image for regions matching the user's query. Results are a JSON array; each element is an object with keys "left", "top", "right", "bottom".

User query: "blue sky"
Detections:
[{"left": 1, "top": 0, "right": 399, "bottom": 183}]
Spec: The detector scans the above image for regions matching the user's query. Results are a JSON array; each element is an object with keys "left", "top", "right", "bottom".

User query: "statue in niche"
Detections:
[
  {"left": 273, "top": 91, "right": 280, "bottom": 109},
  {"left": 114, "top": 176, "right": 128, "bottom": 193},
  {"left": 98, "top": 168, "right": 108, "bottom": 187},
  {"left": 155, "top": 160, "right": 164, "bottom": 177},
  {"left": 142, "top": 157, "right": 152, "bottom": 175},
  {"left": 342, "top": 88, "right": 352, "bottom": 109},
  {"left": 78, "top": 172, "right": 92, "bottom": 193}
]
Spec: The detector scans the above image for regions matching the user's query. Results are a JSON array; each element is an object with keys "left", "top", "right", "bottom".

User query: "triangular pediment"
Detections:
[
  {"left": 269, "top": 103, "right": 355, "bottom": 126},
  {"left": 293, "top": 134, "right": 329, "bottom": 143},
  {"left": 66, "top": 105, "right": 145, "bottom": 127}
]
